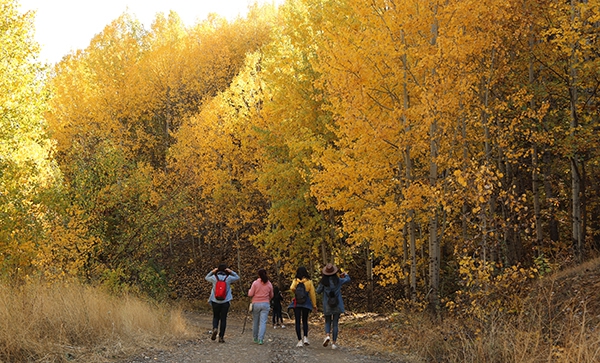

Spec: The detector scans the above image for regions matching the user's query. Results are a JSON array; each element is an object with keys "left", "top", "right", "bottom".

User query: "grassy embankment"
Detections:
[
  {"left": 343, "top": 257, "right": 600, "bottom": 362},
  {"left": 0, "top": 282, "right": 191, "bottom": 362}
]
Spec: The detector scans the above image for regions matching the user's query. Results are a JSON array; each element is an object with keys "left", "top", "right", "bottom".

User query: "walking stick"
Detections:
[{"left": 242, "top": 300, "right": 252, "bottom": 334}]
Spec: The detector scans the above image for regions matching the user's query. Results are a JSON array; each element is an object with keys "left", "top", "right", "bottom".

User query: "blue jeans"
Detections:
[
  {"left": 252, "top": 302, "right": 270, "bottom": 341},
  {"left": 325, "top": 313, "right": 340, "bottom": 342}
]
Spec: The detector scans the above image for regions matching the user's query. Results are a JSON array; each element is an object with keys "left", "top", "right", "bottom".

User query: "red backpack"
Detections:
[{"left": 214, "top": 275, "right": 228, "bottom": 300}]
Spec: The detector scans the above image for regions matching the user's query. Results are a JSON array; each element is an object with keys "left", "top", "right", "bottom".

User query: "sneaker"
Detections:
[
  {"left": 331, "top": 343, "right": 338, "bottom": 350},
  {"left": 254, "top": 338, "right": 259, "bottom": 343},
  {"left": 280, "top": 324, "right": 286, "bottom": 329},
  {"left": 303, "top": 336, "right": 310, "bottom": 345},
  {"left": 211, "top": 330, "right": 218, "bottom": 341},
  {"left": 296, "top": 340, "right": 303, "bottom": 347},
  {"left": 258, "top": 340, "right": 264, "bottom": 345},
  {"left": 273, "top": 325, "right": 277, "bottom": 329},
  {"left": 218, "top": 336, "right": 225, "bottom": 343},
  {"left": 323, "top": 336, "right": 331, "bottom": 347}
]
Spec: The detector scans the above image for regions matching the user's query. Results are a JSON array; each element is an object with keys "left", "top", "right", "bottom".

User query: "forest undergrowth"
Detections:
[{"left": 341, "top": 257, "right": 600, "bottom": 363}]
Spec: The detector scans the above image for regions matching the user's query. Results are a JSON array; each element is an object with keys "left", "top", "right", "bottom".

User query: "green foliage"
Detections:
[{"left": 0, "top": 0, "right": 59, "bottom": 279}]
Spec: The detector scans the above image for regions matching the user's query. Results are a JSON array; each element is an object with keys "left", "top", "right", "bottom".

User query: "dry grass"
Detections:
[
  {"left": 0, "top": 281, "right": 192, "bottom": 362},
  {"left": 342, "top": 258, "right": 600, "bottom": 363},
  {"left": 342, "top": 309, "right": 600, "bottom": 363}
]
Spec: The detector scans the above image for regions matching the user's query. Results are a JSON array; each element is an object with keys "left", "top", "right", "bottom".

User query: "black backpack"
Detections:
[
  {"left": 327, "top": 289, "right": 338, "bottom": 307},
  {"left": 295, "top": 281, "right": 308, "bottom": 304}
]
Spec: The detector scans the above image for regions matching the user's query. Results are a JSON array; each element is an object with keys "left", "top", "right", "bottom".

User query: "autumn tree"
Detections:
[
  {"left": 526, "top": 0, "right": 600, "bottom": 262},
  {"left": 46, "top": 5, "right": 278, "bottom": 294},
  {"left": 0, "top": 0, "right": 59, "bottom": 279},
  {"left": 248, "top": 0, "right": 341, "bottom": 279},
  {"left": 300, "top": 0, "right": 550, "bottom": 312}
]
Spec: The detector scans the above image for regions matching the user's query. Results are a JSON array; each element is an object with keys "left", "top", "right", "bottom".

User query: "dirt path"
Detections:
[{"left": 121, "top": 312, "right": 402, "bottom": 363}]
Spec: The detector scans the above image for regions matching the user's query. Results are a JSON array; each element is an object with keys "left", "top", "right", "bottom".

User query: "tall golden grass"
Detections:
[
  {"left": 349, "top": 306, "right": 600, "bottom": 363},
  {"left": 430, "top": 308, "right": 599, "bottom": 362},
  {"left": 0, "top": 282, "right": 191, "bottom": 362},
  {"left": 344, "top": 259, "right": 600, "bottom": 362}
]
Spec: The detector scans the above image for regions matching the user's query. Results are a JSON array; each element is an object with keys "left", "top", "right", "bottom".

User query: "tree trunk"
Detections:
[
  {"left": 542, "top": 154, "right": 560, "bottom": 242},
  {"left": 569, "top": 73, "right": 583, "bottom": 261},
  {"left": 428, "top": 119, "right": 440, "bottom": 313},
  {"left": 401, "top": 29, "right": 417, "bottom": 302},
  {"left": 365, "top": 244, "right": 374, "bottom": 311},
  {"left": 409, "top": 210, "right": 417, "bottom": 301},
  {"left": 426, "top": 4, "right": 441, "bottom": 316},
  {"left": 569, "top": 0, "right": 584, "bottom": 262},
  {"left": 529, "top": 34, "right": 544, "bottom": 251}
]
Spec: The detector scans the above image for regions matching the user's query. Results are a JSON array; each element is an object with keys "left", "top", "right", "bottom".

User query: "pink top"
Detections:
[{"left": 248, "top": 279, "right": 274, "bottom": 303}]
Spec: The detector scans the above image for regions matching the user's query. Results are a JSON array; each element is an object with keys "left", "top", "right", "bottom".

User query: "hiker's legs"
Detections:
[
  {"left": 331, "top": 313, "right": 340, "bottom": 342},
  {"left": 257, "top": 302, "right": 270, "bottom": 340},
  {"left": 252, "top": 304, "right": 260, "bottom": 340},
  {"left": 211, "top": 302, "right": 221, "bottom": 330},
  {"left": 272, "top": 305, "right": 279, "bottom": 325},
  {"left": 324, "top": 314, "right": 332, "bottom": 335},
  {"left": 301, "top": 308, "right": 310, "bottom": 338},
  {"left": 218, "top": 301, "right": 230, "bottom": 337},
  {"left": 294, "top": 307, "right": 303, "bottom": 340},
  {"left": 273, "top": 305, "right": 282, "bottom": 325}
]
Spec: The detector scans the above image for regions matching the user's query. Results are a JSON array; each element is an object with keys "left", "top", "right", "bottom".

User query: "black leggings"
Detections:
[
  {"left": 211, "top": 301, "right": 230, "bottom": 337},
  {"left": 294, "top": 307, "right": 310, "bottom": 340},
  {"left": 272, "top": 305, "right": 283, "bottom": 325}
]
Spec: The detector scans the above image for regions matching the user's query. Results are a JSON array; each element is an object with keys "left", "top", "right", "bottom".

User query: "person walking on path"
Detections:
[
  {"left": 316, "top": 263, "right": 350, "bottom": 350},
  {"left": 248, "top": 268, "right": 274, "bottom": 345},
  {"left": 271, "top": 285, "right": 285, "bottom": 329},
  {"left": 205, "top": 264, "right": 240, "bottom": 343},
  {"left": 289, "top": 266, "right": 317, "bottom": 347}
]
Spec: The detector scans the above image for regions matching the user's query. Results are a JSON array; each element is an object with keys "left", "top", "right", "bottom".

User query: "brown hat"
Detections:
[{"left": 322, "top": 263, "right": 338, "bottom": 276}]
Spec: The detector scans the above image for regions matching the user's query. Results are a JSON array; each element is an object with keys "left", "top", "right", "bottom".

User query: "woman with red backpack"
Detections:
[{"left": 205, "top": 264, "right": 240, "bottom": 343}]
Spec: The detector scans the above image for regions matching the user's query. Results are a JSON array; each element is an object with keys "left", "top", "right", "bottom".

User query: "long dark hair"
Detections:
[
  {"left": 258, "top": 268, "right": 269, "bottom": 283},
  {"left": 320, "top": 274, "right": 340, "bottom": 287},
  {"left": 295, "top": 266, "right": 310, "bottom": 280}
]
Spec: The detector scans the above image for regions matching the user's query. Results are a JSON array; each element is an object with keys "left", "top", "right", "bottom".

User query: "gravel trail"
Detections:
[{"left": 121, "top": 312, "right": 402, "bottom": 363}]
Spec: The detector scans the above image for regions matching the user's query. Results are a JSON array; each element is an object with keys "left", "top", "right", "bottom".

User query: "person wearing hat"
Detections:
[{"left": 316, "top": 263, "right": 350, "bottom": 350}]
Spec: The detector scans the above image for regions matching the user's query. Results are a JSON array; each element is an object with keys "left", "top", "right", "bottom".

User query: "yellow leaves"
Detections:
[
  {"left": 0, "top": 0, "right": 61, "bottom": 279},
  {"left": 454, "top": 170, "right": 468, "bottom": 188},
  {"left": 450, "top": 255, "right": 541, "bottom": 320}
]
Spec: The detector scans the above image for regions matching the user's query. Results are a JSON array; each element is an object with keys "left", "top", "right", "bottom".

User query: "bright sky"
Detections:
[{"left": 19, "top": 0, "right": 283, "bottom": 64}]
